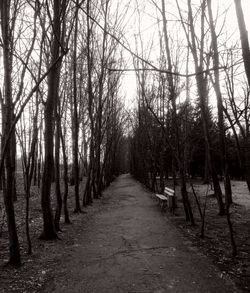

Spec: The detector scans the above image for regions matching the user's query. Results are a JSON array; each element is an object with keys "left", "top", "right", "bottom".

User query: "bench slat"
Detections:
[
  {"left": 155, "top": 193, "right": 168, "bottom": 201},
  {"left": 164, "top": 193, "right": 175, "bottom": 198},
  {"left": 155, "top": 187, "right": 176, "bottom": 212},
  {"left": 164, "top": 187, "right": 175, "bottom": 194}
]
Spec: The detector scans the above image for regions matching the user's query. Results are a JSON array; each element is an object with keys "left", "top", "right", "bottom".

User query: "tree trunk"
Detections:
[
  {"left": 186, "top": 0, "right": 225, "bottom": 215},
  {"left": 234, "top": 0, "right": 250, "bottom": 88},
  {"left": 25, "top": 186, "right": 32, "bottom": 255},
  {"left": 0, "top": 0, "right": 21, "bottom": 266},
  {"left": 60, "top": 125, "right": 70, "bottom": 224},
  {"left": 40, "top": 0, "right": 63, "bottom": 240},
  {"left": 23, "top": 101, "right": 39, "bottom": 255},
  {"left": 203, "top": 146, "right": 210, "bottom": 184},
  {"left": 33, "top": 148, "right": 37, "bottom": 186},
  {"left": 207, "top": 0, "right": 232, "bottom": 205},
  {"left": 161, "top": 0, "right": 194, "bottom": 223},
  {"left": 11, "top": 127, "right": 17, "bottom": 202},
  {"left": 72, "top": 0, "right": 81, "bottom": 213},
  {"left": 234, "top": 0, "right": 250, "bottom": 193},
  {"left": 84, "top": 0, "right": 95, "bottom": 206},
  {"left": 54, "top": 108, "right": 62, "bottom": 231},
  {"left": 243, "top": 138, "right": 250, "bottom": 192}
]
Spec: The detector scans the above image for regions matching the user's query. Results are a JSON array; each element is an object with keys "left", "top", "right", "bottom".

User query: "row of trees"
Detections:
[
  {"left": 1, "top": 0, "right": 249, "bottom": 267},
  {"left": 130, "top": 0, "right": 250, "bottom": 256},
  {"left": 0, "top": 0, "right": 127, "bottom": 266}
]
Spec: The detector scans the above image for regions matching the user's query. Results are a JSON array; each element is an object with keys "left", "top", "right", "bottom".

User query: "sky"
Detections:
[{"left": 117, "top": 0, "right": 250, "bottom": 109}]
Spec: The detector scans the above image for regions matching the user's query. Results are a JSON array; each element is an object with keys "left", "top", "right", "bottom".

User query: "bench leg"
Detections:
[
  {"left": 170, "top": 206, "right": 175, "bottom": 215},
  {"left": 161, "top": 200, "right": 168, "bottom": 211},
  {"left": 168, "top": 196, "right": 176, "bottom": 214}
]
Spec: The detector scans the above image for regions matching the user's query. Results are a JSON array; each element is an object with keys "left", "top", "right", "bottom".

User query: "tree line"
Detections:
[
  {"left": 130, "top": 0, "right": 250, "bottom": 256},
  {"left": 0, "top": 0, "right": 128, "bottom": 266},
  {"left": 1, "top": 0, "right": 250, "bottom": 267}
]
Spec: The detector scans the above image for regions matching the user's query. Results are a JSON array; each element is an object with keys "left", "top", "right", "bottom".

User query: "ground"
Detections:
[
  {"left": 170, "top": 179, "right": 250, "bottom": 292},
  {"left": 0, "top": 174, "right": 249, "bottom": 292}
]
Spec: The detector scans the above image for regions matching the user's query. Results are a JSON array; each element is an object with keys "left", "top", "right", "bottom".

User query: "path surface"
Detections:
[{"left": 44, "top": 174, "right": 239, "bottom": 293}]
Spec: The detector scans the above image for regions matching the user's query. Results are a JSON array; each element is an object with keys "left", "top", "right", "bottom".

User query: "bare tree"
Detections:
[
  {"left": 40, "top": 0, "right": 69, "bottom": 239},
  {"left": 161, "top": 0, "right": 194, "bottom": 223},
  {"left": 234, "top": 0, "right": 250, "bottom": 87},
  {"left": 0, "top": 0, "right": 21, "bottom": 266},
  {"left": 72, "top": 0, "right": 82, "bottom": 213},
  {"left": 234, "top": 0, "right": 250, "bottom": 192},
  {"left": 176, "top": 0, "right": 225, "bottom": 215},
  {"left": 207, "top": 0, "right": 236, "bottom": 255}
]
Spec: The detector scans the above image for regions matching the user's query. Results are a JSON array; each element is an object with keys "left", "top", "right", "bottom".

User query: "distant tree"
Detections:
[{"left": 71, "top": 0, "right": 82, "bottom": 213}]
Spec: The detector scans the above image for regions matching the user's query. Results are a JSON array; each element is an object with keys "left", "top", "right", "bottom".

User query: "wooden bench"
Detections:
[
  {"left": 155, "top": 193, "right": 168, "bottom": 210},
  {"left": 164, "top": 187, "right": 176, "bottom": 212},
  {"left": 155, "top": 187, "right": 176, "bottom": 212}
]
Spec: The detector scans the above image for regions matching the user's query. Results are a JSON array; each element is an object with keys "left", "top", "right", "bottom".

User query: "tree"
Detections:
[
  {"left": 234, "top": 0, "right": 250, "bottom": 192},
  {"left": 71, "top": 0, "right": 82, "bottom": 213},
  {"left": 161, "top": 0, "right": 194, "bottom": 224},
  {"left": 234, "top": 0, "right": 250, "bottom": 88},
  {"left": 207, "top": 0, "right": 236, "bottom": 255},
  {"left": 176, "top": 0, "right": 225, "bottom": 215},
  {"left": 18, "top": 96, "right": 39, "bottom": 255},
  {"left": 40, "top": 0, "right": 69, "bottom": 239},
  {"left": 0, "top": 0, "right": 21, "bottom": 266}
]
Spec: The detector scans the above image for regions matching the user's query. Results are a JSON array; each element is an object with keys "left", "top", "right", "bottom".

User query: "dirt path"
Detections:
[{"left": 44, "top": 174, "right": 240, "bottom": 293}]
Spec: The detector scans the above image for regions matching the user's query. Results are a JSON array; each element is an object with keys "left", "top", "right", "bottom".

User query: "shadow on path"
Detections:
[{"left": 45, "top": 174, "right": 240, "bottom": 292}]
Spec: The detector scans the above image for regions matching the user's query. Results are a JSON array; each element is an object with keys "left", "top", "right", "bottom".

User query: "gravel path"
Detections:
[{"left": 44, "top": 174, "right": 240, "bottom": 293}]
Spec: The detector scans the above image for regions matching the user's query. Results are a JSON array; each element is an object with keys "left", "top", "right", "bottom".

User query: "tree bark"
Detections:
[
  {"left": 40, "top": 0, "right": 63, "bottom": 239},
  {"left": 83, "top": 0, "right": 95, "bottom": 206},
  {"left": 208, "top": 43, "right": 237, "bottom": 250},
  {"left": 54, "top": 106, "right": 62, "bottom": 231},
  {"left": 234, "top": 0, "right": 250, "bottom": 192},
  {"left": 185, "top": 0, "right": 225, "bottom": 215},
  {"left": 0, "top": 0, "right": 21, "bottom": 266},
  {"left": 234, "top": 0, "right": 250, "bottom": 87},
  {"left": 161, "top": 0, "right": 194, "bottom": 223},
  {"left": 72, "top": 0, "right": 81, "bottom": 213},
  {"left": 60, "top": 124, "right": 70, "bottom": 223},
  {"left": 207, "top": 0, "right": 232, "bottom": 204}
]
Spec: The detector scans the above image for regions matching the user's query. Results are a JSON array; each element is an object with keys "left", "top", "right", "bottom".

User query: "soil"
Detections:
[
  {"left": 165, "top": 179, "right": 250, "bottom": 292},
  {"left": 0, "top": 176, "right": 89, "bottom": 292},
  {"left": 0, "top": 175, "right": 249, "bottom": 292}
]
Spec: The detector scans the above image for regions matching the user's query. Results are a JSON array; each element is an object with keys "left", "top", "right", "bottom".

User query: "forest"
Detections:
[{"left": 0, "top": 0, "right": 250, "bottom": 291}]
